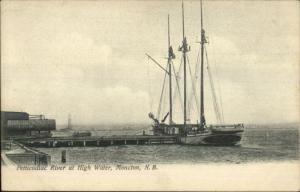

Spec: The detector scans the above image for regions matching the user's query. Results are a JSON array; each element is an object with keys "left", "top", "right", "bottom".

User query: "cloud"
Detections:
[
  {"left": 2, "top": 83, "right": 150, "bottom": 125},
  {"left": 2, "top": 1, "right": 298, "bottom": 125},
  {"left": 51, "top": 32, "right": 112, "bottom": 67},
  {"left": 2, "top": 30, "right": 153, "bottom": 125}
]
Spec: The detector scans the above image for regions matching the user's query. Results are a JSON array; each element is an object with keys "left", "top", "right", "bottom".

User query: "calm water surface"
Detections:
[{"left": 38, "top": 124, "right": 299, "bottom": 165}]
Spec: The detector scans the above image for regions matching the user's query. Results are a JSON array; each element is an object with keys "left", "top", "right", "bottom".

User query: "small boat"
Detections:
[{"left": 147, "top": 0, "right": 244, "bottom": 146}]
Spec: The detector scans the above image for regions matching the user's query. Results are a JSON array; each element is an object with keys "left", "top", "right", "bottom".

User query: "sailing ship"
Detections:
[{"left": 147, "top": 0, "right": 244, "bottom": 146}]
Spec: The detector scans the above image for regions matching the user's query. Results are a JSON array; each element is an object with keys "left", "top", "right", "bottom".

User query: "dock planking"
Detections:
[{"left": 16, "top": 135, "right": 180, "bottom": 148}]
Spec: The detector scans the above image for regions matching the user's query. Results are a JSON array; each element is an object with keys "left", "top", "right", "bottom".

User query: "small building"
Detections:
[{"left": 1, "top": 111, "right": 56, "bottom": 139}]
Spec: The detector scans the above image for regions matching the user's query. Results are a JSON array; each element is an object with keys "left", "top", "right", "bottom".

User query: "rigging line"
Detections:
[
  {"left": 186, "top": 58, "right": 192, "bottom": 120},
  {"left": 147, "top": 57, "right": 154, "bottom": 112},
  {"left": 195, "top": 44, "right": 201, "bottom": 77},
  {"left": 214, "top": 67, "right": 225, "bottom": 123},
  {"left": 160, "top": 81, "right": 168, "bottom": 121},
  {"left": 187, "top": 55, "right": 200, "bottom": 117},
  {"left": 161, "top": 63, "right": 170, "bottom": 121},
  {"left": 204, "top": 47, "right": 222, "bottom": 123},
  {"left": 206, "top": 46, "right": 225, "bottom": 123},
  {"left": 161, "top": 66, "right": 172, "bottom": 122},
  {"left": 146, "top": 53, "right": 169, "bottom": 75},
  {"left": 157, "top": 63, "right": 168, "bottom": 119},
  {"left": 207, "top": 63, "right": 221, "bottom": 123},
  {"left": 186, "top": 61, "right": 198, "bottom": 119},
  {"left": 204, "top": 48, "right": 219, "bottom": 122},
  {"left": 171, "top": 56, "right": 181, "bottom": 105},
  {"left": 178, "top": 53, "right": 183, "bottom": 77},
  {"left": 209, "top": 47, "right": 225, "bottom": 123},
  {"left": 172, "top": 58, "right": 184, "bottom": 116},
  {"left": 208, "top": 38, "right": 225, "bottom": 123},
  {"left": 190, "top": 44, "right": 201, "bottom": 121},
  {"left": 170, "top": 60, "right": 178, "bottom": 108}
]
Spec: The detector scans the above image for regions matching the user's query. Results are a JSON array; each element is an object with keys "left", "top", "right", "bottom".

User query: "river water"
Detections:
[{"left": 37, "top": 123, "right": 299, "bottom": 165}]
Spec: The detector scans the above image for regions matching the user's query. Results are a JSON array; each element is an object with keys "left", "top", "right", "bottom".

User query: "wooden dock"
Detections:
[
  {"left": 16, "top": 135, "right": 180, "bottom": 148},
  {"left": 3, "top": 141, "right": 51, "bottom": 165}
]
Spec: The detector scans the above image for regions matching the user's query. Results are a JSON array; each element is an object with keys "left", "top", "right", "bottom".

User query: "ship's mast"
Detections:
[
  {"left": 200, "top": 0, "right": 207, "bottom": 129},
  {"left": 180, "top": 1, "right": 189, "bottom": 131},
  {"left": 168, "top": 15, "right": 173, "bottom": 125}
]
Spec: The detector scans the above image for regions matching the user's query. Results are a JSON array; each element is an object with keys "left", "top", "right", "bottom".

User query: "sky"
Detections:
[{"left": 1, "top": 0, "right": 299, "bottom": 125}]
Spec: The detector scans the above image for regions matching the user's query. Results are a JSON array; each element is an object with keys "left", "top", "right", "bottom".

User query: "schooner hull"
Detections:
[
  {"left": 151, "top": 123, "right": 244, "bottom": 146},
  {"left": 180, "top": 132, "right": 243, "bottom": 146}
]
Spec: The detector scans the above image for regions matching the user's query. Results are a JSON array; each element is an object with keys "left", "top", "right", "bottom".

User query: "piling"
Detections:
[{"left": 61, "top": 150, "right": 66, "bottom": 163}]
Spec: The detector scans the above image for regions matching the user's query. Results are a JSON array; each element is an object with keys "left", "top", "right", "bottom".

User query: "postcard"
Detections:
[{"left": 1, "top": 0, "right": 299, "bottom": 191}]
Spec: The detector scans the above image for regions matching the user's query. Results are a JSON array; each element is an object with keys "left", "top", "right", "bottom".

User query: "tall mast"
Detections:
[
  {"left": 200, "top": 0, "right": 207, "bottom": 129},
  {"left": 180, "top": 1, "right": 189, "bottom": 131},
  {"left": 168, "top": 15, "right": 173, "bottom": 125}
]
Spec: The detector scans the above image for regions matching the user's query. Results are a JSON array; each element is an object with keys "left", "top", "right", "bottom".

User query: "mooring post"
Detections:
[
  {"left": 96, "top": 141, "right": 99, "bottom": 146},
  {"left": 136, "top": 140, "right": 139, "bottom": 145},
  {"left": 110, "top": 140, "right": 114, "bottom": 145},
  {"left": 61, "top": 150, "right": 66, "bottom": 163},
  {"left": 124, "top": 140, "right": 127, "bottom": 145},
  {"left": 83, "top": 141, "right": 86, "bottom": 147}
]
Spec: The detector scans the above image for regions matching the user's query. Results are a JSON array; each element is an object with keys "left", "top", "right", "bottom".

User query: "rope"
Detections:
[
  {"left": 156, "top": 63, "right": 168, "bottom": 119},
  {"left": 187, "top": 55, "right": 200, "bottom": 118},
  {"left": 172, "top": 56, "right": 182, "bottom": 104},
  {"left": 172, "top": 57, "right": 184, "bottom": 116},
  {"left": 160, "top": 76, "right": 168, "bottom": 121},
  {"left": 147, "top": 57, "right": 154, "bottom": 112},
  {"left": 209, "top": 40, "right": 225, "bottom": 122},
  {"left": 210, "top": 48, "right": 225, "bottom": 123},
  {"left": 205, "top": 47, "right": 223, "bottom": 123}
]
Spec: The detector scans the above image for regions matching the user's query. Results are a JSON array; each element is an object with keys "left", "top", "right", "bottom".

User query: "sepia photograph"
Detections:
[{"left": 1, "top": 0, "right": 299, "bottom": 191}]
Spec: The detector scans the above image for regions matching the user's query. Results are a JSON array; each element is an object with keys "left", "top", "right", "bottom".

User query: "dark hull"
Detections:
[
  {"left": 152, "top": 123, "right": 244, "bottom": 146},
  {"left": 180, "top": 130, "right": 243, "bottom": 146}
]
